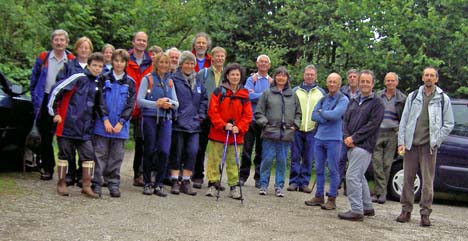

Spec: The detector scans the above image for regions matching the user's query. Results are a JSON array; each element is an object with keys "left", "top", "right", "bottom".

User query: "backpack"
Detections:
[
  {"left": 145, "top": 73, "right": 174, "bottom": 97},
  {"left": 212, "top": 86, "right": 248, "bottom": 105}
]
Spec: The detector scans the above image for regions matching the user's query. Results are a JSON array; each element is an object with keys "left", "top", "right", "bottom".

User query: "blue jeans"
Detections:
[
  {"left": 289, "top": 130, "right": 314, "bottom": 187},
  {"left": 314, "top": 139, "right": 341, "bottom": 198},
  {"left": 260, "top": 139, "right": 290, "bottom": 189}
]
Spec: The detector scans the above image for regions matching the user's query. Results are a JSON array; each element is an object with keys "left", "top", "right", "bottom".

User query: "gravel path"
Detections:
[{"left": 1, "top": 151, "right": 468, "bottom": 241}]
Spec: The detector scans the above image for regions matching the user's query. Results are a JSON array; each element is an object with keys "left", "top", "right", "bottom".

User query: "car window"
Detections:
[{"left": 451, "top": 103, "right": 468, "bottom": 137}]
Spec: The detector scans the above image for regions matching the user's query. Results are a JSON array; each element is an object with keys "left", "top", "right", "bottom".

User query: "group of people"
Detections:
[{"left": 30, "top": 29, "right": 454, "bottom": 227}]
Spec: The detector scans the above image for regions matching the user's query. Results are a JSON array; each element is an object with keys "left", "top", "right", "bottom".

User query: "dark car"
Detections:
[
  {"left": 0, "top": 72, "right": 34, "bottom": 170},
  {"left": 383, "top": 99, "right": 468, "bottom": 201}
]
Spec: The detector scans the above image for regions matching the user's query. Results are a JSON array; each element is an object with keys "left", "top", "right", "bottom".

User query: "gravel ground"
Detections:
[{"left": 1, "top": 151, "right": 468, "bottom": 241}]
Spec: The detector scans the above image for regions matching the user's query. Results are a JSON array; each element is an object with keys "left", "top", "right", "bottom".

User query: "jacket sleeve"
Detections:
[
  {"left": 168, "top": 84, "right": 179, "bottom": 111},
  {"left": 254, "top": 91, "right": 268, "bottom": 127},
  {"left": 351, "top": 99, "right": 385, "bottom": 144},
  {"left": 136, "top": 76, "right": 155, "bottom": 109},
  {"left": 293, "top": 94, "right": 302, "bottom": 129},
  {"left": 198, "top": 85, "right": 208, "bottom": 120},
  {"left": 95, "top": 77, "right": 107, "bottom": 120},
  {"left": 208, "top": 91, "right": 226, "bottom": 130},
  {"left": 398, "top": 92, "right": 413, "bottom": 146},
  {"left": 237, "top": 99, "right": 252, "bottom": 134},
  {"left": 118, "top": 79, "right": 137, "bottom": 124},
  {"left": 311, "top": 101, "right": 327, "bottom": 124},
  {"left": 342, "top": 101, "right": 353, "bottom": 139},
  {"left": 47, "top": 73, "right": 83, "bottom": 116},
  {"left": 30, "top": 56, "right": 42, "bottom": 101},
  {"left": 436, "top": 94, "right": 454, "bottom": 147},
  {"left": 245, "top": 76, "right": 262, "bottom": 103},
  {"left": 320, "top": 96, "right": 349, "bottom": 121}
]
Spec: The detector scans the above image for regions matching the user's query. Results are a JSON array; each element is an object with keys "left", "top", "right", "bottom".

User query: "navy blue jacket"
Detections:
[{"left": 56, "top": 59, "right": 86, "bottom": 82}]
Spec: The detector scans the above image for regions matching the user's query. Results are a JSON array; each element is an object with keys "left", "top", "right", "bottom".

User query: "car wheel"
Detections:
[{"left": 387, "top": 161, "right": 422, "bottom": 201}]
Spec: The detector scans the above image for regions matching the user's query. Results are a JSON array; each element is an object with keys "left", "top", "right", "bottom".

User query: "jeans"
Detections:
[
  {"left": 314, "top": 139, "right": 341, "bottom": 198},
  {"left": 259, "top": 139, "right": 290, "bottom": 189},
  {"left": 346, "top": 147, "right": 373, "bottom": 214},
  {"left": 289, "top": 130, "right": 315, "bottom": 187}
]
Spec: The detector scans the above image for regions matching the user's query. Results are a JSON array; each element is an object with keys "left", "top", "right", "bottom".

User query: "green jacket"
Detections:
[
  {"left": 294, "top": 84, "right": 325, "bottom": 132},
  {"left": 197, "top": 66, "right": 222, "bottom": 102}
]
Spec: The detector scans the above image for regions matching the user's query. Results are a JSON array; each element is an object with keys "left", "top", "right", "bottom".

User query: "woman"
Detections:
[
  {"left": 168, "top": 51, "right": 208, "bottom": 196},
  {"left": 102, "top": 43, "right": 115, "bottom": 73},
  {"left": 255, "top": 66, "right": 301, "bottom": 197},
  {"left": 205, "top": 63, "right": 252, "bottom": 199},
  {"left": 137, "top": 53, "right": 179, "bottom": 197}
]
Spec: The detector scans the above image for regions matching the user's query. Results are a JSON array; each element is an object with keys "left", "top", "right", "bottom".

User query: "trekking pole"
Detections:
[
  {"left": 216, "top": 129, "right": 230, "bottom": 201},
  {"left": 233, "top": 132, "right": 244, "bottom": 204}
]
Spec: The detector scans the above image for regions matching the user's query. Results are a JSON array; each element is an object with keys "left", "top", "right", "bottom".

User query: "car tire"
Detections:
[{"left": 387, "top": 161, "right": 422, "bottom": 201}]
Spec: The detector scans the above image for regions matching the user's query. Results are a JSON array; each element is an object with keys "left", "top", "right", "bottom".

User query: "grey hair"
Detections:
[
  {"left": 50, "top": 29, "right": 69, "bottom": 42},
  {"left": 178, "top": 51, "right": 196, "bottom": 67},
  {"left": 165, "top": 47, "right": 180, "bottom": 56},
  {"left": 256, "top": 54, "right": 271, "bottom": 63},
  {"left": 192, "top": 32, "right": 211, "bottom": 50},
  {"left": 304, "top": 64, "right": 317, "bottom": 72}
]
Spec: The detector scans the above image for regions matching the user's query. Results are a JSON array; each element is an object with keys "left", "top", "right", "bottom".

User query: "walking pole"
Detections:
[
  {"left": 233, "top": 133, "right": 244, "bottom": 204},
  {"left": 216, "top": 130, "right": 230, "bottom": 201}
]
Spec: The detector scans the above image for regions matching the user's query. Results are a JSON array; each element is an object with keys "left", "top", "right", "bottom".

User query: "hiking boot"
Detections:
[
  {"left": 287, "top": 183, "right": 298, "bottom": 191},
  {"left": 364, "top": 208, "right": 375, "bottom": 216},
  {"left": 321, "top": 197, "right": 336, "bottom": 210},
  {"left": 192, "top": 178, "right": 203, "bottom": 189},
  {"left": 109, "top": 189, "right": 121, "bottom": 198},
  {"left": 143, "top": 184, "right": 153, "bottom": 195},
  {"left": 338, "top": 211, "right": 364, "bottom": 221},
  {"left": 56, "top": 160, "right": 69, "bottom": 196},
  {"left": 304, "top": 196, "right": 324, "bottom": 206},
  {"left": 420, "top": 215, "right": 431, "bottom": 227},
  {"left": 206, "top": 186, "right": 216, "bottom": 197},
  {"left": 229, "top": 186, "right": 242, "bottom": 200},
  {"left": 170, "top": 179, "right": 180, "bottom": 195},
  {"left": 299, "top": 185, "right": 313, "bottom": 193},
  {"left": 396, "top": 211, "right": 411, "bottom": 223},
  {"left": 180, "top": 180, "right": 197, "bottom": 196},
  {"left": 259, "top": 187, "right": 267, "bottom": 195},
  {"left": 275, "top": 188, "right": 284, "bottom": 197},
  {"left": 133, "top": 176, "right": 144, "bottom": 187},
  {"left": 371, "top": 195, "right": 378, "bottom": 203},
  {"left": 215, "top": 181, "right": 226, "bottom": 191},
  {"left": 153, "top": 186, "right": 167, "bottom": 197},
  {"left": 377, "top": 195, "right": 386, "bottom": 204}
]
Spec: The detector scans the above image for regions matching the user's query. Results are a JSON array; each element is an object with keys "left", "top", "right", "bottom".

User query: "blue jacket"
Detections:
[
  {"left": 56, "top": 58, "right": 86, "bottom": 82},
  {"left": 171, "top": 69, "right": 208, "bottom": 133},
  {"left": 312, "top": 92, "right": 349, "bottom": 141},
  {"left": 244, "top": 73, "right": 271, "bottom": 120},
  {"left": 30, "top": 50, "right": 75, "bottom": 117},
  {"left": 47, "top": 69, "right": 100, "bottom": 141},
  {"left": 94, "top": 71, "right": 136, "bottom": 139},
  {"left": 137, "top": 72, "right": 179, "bottom": 119}
]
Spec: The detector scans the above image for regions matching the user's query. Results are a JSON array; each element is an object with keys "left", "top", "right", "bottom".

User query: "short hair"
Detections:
[
  {"left": 73, "top": 36, "right": 94, "bottom": 53},
  {"left": 222, "top": 63, "right": 245, "bottom": 83},
  {"left": 178, "top": 51, "right": 196, "bottom": 67},
  {"left": 359, "top": 69, "right": 375, "bottom": 83},
  {"left": 211, "top": 46, "right": 226, "bottom": 55},
  {"left": 112, "top": 49, "right": 130, "bottom": 63},
  {"left": 346, "top": 68, "right": 360, "bottom": 77},
  {"left": 256, "top": 54, "right": 271, "bottom": 63},
  {"left": 148, "top": 45, "right": 163, "bottom": 55},
  {"left": 192, "top": 32, "right": 211, "bottom": 50},
  {"left": 327, "top": 72, "right": 342, "bottom": 85},
  {"left": 273, "top": 66, "right": 291, "bottom": 86},
  {"left": 50, "top": 29, "right": 69, "bottom": 42},
  {"left": 152, "top": 53, "right": 170, "bottom": 73},
  {"left": 385, "top": 72, "right": 399, "bottom": 82},
  {"left": 102, "top": 43, "right": 115, "bottom": 53},
  {"left": 304, "top": 64, "right": 317, "bottom": 73},
  {"left": 423, "top": 66, "right": 439, "bottom": 78},
  {"left": 87, "top": 52, "right": 104, "bottom": 65},
  {"left": 165, "top": 47, "right": 180, "bottom": 56}
]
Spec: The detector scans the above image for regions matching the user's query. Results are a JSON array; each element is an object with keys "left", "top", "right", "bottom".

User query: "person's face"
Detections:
[
  {"left": 194, "top": 37, "right": 208, "bottom": 56},
  {"left": 348, "top": 72, "right": 359, "bottom": 88},
  {"left": 227, "top": 69, "right": 241, "bottom": 86},
  {"left": 51, "top": 34, "right": 68, "bottom": 52},
  {"left": 422, "top": 68, "right": 438, "bottom": 88},
  {"left": 212, "top": 51, "right": 226, "bottom": 68},
  {"left": 275, "top": 72, "right": 288, "bottom": 87},
  {"left": 156, "top": 57, "right": 170, "bottom": 75},
  {"left": 303, "top": 68, "right": 317, "bottom": 85},
  {"left": 359, "top": 73, "right": 374, "bottom": 96},
  {"left": 384, "top": 73, "right": 398, "bottom": 91},
  {"left": 169, "top": 51, "right": 179, "bottom": 67},
  {"left": 256, "top": 56, "right": 271, "bottom": 73},
  {"left": 103, "top": 47, "right": 113, "bottom": 64},
  {"left": 181, "top": 60, "right": 195, "bottom": 75},
  {"left": 132, "top": 32, "right": 148, "bottom": 52},
  {"left": 326, "top": 74, "right": 341, "bottom": 95},
  {"left": 112, "top": 56, "right": 126, "bottom": 74},
  {"left": 76, "top": 41, "right": 91, "bottom": 60},
  {"left": 88, "top": 60, "right": 104, "bottom": 76}
]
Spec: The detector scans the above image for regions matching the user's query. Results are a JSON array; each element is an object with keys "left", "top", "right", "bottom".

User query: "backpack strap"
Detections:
[
  {"left": 39, "top": 51, "right": 51, "bottom": 70},
  {"left": 145, "top": 73, "right": 153, "bottom": 97},
  {"left": 410, "top": 89, "right": 446, "bottom": 121}
]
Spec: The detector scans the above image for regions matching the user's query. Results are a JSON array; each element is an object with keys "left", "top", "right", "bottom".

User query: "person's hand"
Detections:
[
  {"left": 113, "top": 122, "right": 123, "bottom": 134},
  {"left": 53, "top": 115, "right": 62, "bottom": 124},
  {"left": 398, "top": 145, "right": 406, "bottom": 156},
  {"left": 232, "top": 126, "right": 239, "bottom": 134},
  {"left": 104, "top": 119, "right": 113, "bottom": 133},
  {"left": 344, "top": 136, "right": 354, "bottom": 148},
  {"left": 225, "top": 122, "right": 233, "bottom": 131}
]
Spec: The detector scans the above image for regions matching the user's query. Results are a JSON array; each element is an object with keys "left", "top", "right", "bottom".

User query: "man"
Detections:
[
  {"left": 126, "top": 31, "right": 153, "bottom": 187},
  {"left": 338, "top": 70, "right": 384, "bottom": 221},
  {"left": 371, "top": 72, "right": 406, "bottom": 204},
  {"left": 239, "top": 54, "right": 273, "bottom": 188},
  {"left": 30, "top": 29, "right": 75, "bottom": 180},
  {"left": 396, "top": 67, "right": 454, "bottom": 227},
  {"left": 305, "top": 73, "right": 348, "bottom": 209},
  {"left": 288, "top": 65, "right": 324, "bottom": 193},
  {"left": 192, "top": 32, "right": 211, "bottom": 72},
  {"left": 166, "top": 47, "right": 180, "bottom": 73},
  {"left": 192, "top": 47, "right": 226, "bottom": 189}
]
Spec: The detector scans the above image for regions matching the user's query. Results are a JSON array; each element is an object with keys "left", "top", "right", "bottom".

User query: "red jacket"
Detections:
[
  {"left": 126, "top": 50, "right": 153, "bottom": 118},
  {"left": 192, "top": 50, "right": 212, "bottom": 73},
  {"left": 208, "top": 84, "right": 252, "bottom": 144}
]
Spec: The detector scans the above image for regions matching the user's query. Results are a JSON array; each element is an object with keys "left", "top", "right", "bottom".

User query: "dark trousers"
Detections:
[
  {"left": 192, "top": 118, "right": 210, "bottom": 180},
  {"left": 169, "top": 131, "right": 199, "bottom": 172},
  {"left": 132, "top": 118, "right": 144, "bottom": 178},
  {"left": 338, "top": 142, "right": 348, "bottom": 183},
  {"left": 240, "top": 121, "right": 263, "bottom": 181},
  {"left": 37, "top": 94, "right": 55, "bottom": 173},
  {"left": 289, "top": 130, "right": 315, "bottom": 187}
]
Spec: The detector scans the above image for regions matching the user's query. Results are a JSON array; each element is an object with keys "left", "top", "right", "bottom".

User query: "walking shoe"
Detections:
[
  {"left": 254, "top": 180, "right": 261, "bottom": 189},
  {"left": 181, "top": 180, "right": 197, "bottom": 196},
  {"left": 40, "top": 171, "right": 53, "bottom": 181},
  {"left": 321, "top": 197, "right": 336, "bottom": 210},
  {"left": 109, "top": 189, "right": 121, "bottom": 198},
  {"left": 287, "top": 183, "right": 298, "bottom": 191},
  {"left": 170, "top": 179, "right": 180, "bottom": 195},
  {"left": 259, "top": 187, "right": 267, "bottom": 195},
  {"left": 371, "top": 195, "right": 378, "bottom": 203},
  {"left": 377, "top": 195, "right": 386, "bottom": 204},
  {"left": 206, "top": 186, "right": 216, "bottom": 197},
  {"left": 338, "top": 211, "right": 364, "bottom": 221},
  {"left": 420, "top": 215, "right": 431, "bottom": 227},
  {"left": 143, "top": 184, "right": 153, "bottom": 195},
  {"left": 364, "top": 208, "right": 375, "bottom": 216},
  {"left": 215, "top": 181, "right": 226, "bottom": 191},
  {"left": 304, "top": 196, "right": 324, "bottom": 206},
  {"left": 153, "top": 186, "right": 167, "bottom": 197},
  {"left": 133, "top": 176, "right": 144, "bottom": 187},
  {"left": 275, "top": 188, "right": 284, "bottom": 197},
  {"left": 299, "top": 185, "right": 313, "bottom": 193},
  {"left": 396, "top": 211, "right": 411, "bottom": 223},
  {"left": 192, "top": 178, "right": 203, "bottom": 189},
  {"left": 229, "top": 186, "right": 242, "bottom": 200}
]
